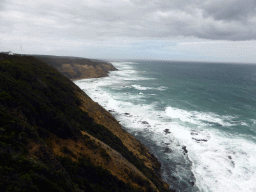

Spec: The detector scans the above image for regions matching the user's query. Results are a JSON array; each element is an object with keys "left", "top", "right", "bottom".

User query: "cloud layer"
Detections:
[
  {"left": 0, "top": 0, "right": 256, "bottom": 63},
  {"left": 1, "top": 0, "right": 256, "bottom": 41}
]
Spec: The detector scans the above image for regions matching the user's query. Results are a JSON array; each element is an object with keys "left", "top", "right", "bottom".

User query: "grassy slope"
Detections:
[{"left": 0, "top": 54, "right": 171, "bottom": 192}]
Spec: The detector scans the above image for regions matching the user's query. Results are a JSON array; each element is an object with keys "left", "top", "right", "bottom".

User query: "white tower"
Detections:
[{"left": 20, "top": 44, "right": 23, "bottom": 56}]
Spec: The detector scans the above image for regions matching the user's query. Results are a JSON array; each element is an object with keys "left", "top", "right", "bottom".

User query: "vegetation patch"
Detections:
[
  {"left": 58, "top": 155, "right": 143, "bottom": 192},
  {"left": 62, "top": 146, "right": 77, "bottom": 158},
  {"left": 99, "top": 148, "right": 111, "bottom": 163},
  {"left": 84, "top": 138, "right": 99, "bottom": 150},
  {"left": 0, "top": 152, "right": 76, "bottom": 192}
]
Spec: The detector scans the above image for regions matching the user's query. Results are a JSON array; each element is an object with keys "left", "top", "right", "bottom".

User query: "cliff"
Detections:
[
  {"left": 35, "top": 55, "right": 117, "bottom": 80},
  {"left": 0, "top": 54, "right": 171, "bottom": 192}
]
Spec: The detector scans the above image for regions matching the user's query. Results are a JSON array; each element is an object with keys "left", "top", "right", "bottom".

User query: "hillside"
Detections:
[
  {"left": 0, "top": 54, "right": 171, "bottom": 192},
  {"left": 35, "top": 55, "right": 117, "bottom": 80}
]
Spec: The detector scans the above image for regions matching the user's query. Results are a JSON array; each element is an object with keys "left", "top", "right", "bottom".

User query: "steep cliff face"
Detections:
[
  {"left": 35, "top": 55, "right": 117, "bottom": 80},
  {"left": 0, "top": 54, "right": 171, "bottom": 192}
]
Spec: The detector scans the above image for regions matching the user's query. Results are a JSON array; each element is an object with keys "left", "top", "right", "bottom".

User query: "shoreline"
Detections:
[
  {"left": 73, "top": 61, "right": 199, "bottom": 192},
  {"left": 74, "top": 76, "right": 168, "bottom": 183},
  {"left": 74, "top": 76, "right": 177, "bottom": 190},
  {"left": 71, "top": 70, "right": 176, "bottom": 189},
  {"left": 40, "top": 55, "right": 200, "bottom": 191},
  {"left": 74, "top": 59, "right": 256, "bottom": 192}
]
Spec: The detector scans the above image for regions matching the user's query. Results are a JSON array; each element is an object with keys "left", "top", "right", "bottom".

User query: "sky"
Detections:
[{"left": 1, "top": 0, "right": 256, "bottom": 63}]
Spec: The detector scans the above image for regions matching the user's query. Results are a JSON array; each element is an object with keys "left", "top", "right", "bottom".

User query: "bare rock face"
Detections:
[{"left": 36, "top": 55, "right": 117, "bottom": 80}]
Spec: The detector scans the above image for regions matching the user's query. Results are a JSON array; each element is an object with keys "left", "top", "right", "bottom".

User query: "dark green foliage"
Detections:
[
  {"left": 0, "top": 54, "right": 83, "bottom": 140},
  {"left": 99, "top": 148, "right": 111, "bottom": 162},
  {"left": 84, "top": 138, "right": 99, "bottom": 150},
  {"left": 0, "top": 152, "right": 76, "bottom": 192},
  {"left": 0, "top": 109, "right": 36, "bottom": 154},
  {"left": 62, "top": 146, "right": 77, "bottom": 158},
  {"left": 58, "top": 155, "right": 143, "bottom": 192}
]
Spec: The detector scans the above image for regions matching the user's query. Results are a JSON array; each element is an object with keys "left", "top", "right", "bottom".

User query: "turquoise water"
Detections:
[{"left": 75, "top": 60, "right": 256, "bottom": 192}]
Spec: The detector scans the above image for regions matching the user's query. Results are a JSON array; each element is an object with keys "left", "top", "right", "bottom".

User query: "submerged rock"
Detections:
[
  {"left": 164, "top": 129, "right": 171, "bottom": 135},
  {"left": 182, "top": 146, "right": 188, "bottom": 154},
  {"left": 163, "top": 147, "right": 172, "bottom": 153},
  {"left": 192, "top": 138, "right": 208, "bottom": 142},
  {"left": 124, "top": 113, "right": 132, "bottom": 117},
  {"left": 228, "top": 156, "right": 235, "bottom": 167}
]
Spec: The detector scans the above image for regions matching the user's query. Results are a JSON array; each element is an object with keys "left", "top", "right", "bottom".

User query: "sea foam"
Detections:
[{"left": 75, "top": 61, "right": 256, "bottom": 192}]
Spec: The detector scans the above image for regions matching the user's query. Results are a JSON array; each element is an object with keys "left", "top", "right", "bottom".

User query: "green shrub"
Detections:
[
  {"left": 62, "top": 146, "right": 77, "bottom": 158},
  {"left": 99, "top": 148, "right": 111, "bottom": 162},
  {"left": 84, "top": 139, "right": 99, "bottom": 150},
  {"left": 58, "top": 155, "right": 143, "bottom": 192}
]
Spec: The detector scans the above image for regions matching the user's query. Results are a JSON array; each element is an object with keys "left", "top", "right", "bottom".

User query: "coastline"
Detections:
[
  {"left": 0, "top": 54, "right": 171, "bottom": 192},
  {"left": 39, "top": 56, "right": 256, "bottom": 192},
  {"left": 72, "top": 67, "right": 177, "bottom": 190},
  {"left": 73, "top": 60, "right": 199, "bottom": 192},
  {"left": 73, "top": 73, "right": 168, "bottom": 183},
  {"left": 39, "top": 55, "right": 172, "bottom": 191}
]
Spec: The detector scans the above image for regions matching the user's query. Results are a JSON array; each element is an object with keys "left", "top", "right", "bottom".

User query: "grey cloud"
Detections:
[
  {"left": 1, "top": 0, "right": 256, "bottom": 42},
  {"left": 201, "top": 0, "right": 256, "bottom": 22},
  {"left": 0, "top": 0, "right": 7, "bottom": 10}
]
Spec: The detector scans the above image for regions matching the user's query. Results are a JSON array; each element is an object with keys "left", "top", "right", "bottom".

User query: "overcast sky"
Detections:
[{"left": 1, "top": 0, "right": 256, "bottom": 63}]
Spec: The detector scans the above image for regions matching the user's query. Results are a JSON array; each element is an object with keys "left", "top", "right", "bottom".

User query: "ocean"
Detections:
[{"left": 74, "top": 60, "right": 256, "bottom": 192}]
